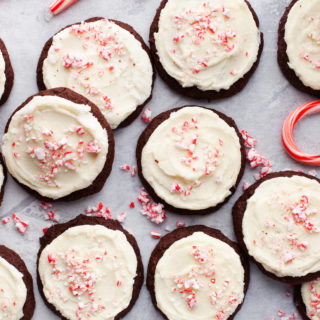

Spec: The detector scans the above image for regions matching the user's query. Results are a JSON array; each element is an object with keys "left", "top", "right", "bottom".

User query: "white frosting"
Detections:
[
  {"left": 0, "top": 50, "right": 6, "bottom": 100},
  {"left": 2, "top": 95, "right": 109, "bottom": 200},
  {"left": 141, "top": 107, "right": 242, "bottom": 211},
  {"left": 43, "top": 19, "right": 153, "bottom": 129},
  {"left": 301, "top": 278, "right": 320, "bottom": 319},
  {"left": 38, "top": 225, "right": 138, "bottom": 320},
  {"left": 243, "top": 175, "right": 320, "bottom": 278},
  {"left": 154, "top": 0, "right": 261, "bottom": 91},
  {"left": 285, "top": 0, "right": 320, "bottom": 90},
  {"left": 0, "top": 256, "right": 27, "bottom": 320},
  {"left": 155, "top": 231, "right": 245, "bottom": 320}
]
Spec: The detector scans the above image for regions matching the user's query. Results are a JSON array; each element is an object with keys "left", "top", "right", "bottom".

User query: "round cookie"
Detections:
[
  {"left": 0, "top": 38, "right": 14, "bottom": 106},
  {"left": 233, "top": 171, "right": 320, "bottom": 284},
  {"left": 278, "top": 0, "right": 320, "bottom": 96},
  {"left": 294, "top": 281, "right": 320, "bottom": 320},
  {"left": 37, "top": 17, "right": 155, "bottom": 129},
  {"left": 0, "top": 245, "right": 35, "bottom": 320},
  {"left": 0, "top": 153, "right": 7, "bottom": 207},
  {"left": 147, "top": 225, "right": 250, "bottom": 320},
  {"left": 2, "top": 88, "right": 114, "bottom": 202},
  {"left": 149, "top": 0, "right": 263, "bottom": 99},
  {"left": 136, "top": 106, "right": 246, "bottom": 214},
  {"left": 37, "top": 214, "right": 143, "bottom": 320}
]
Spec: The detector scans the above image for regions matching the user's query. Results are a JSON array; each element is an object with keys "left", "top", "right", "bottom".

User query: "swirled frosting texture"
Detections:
[
  {"left": 2, "top": 95, "right": 109, "bottom": 199},
  {"left": 141, "top": 107, "right": 242, "bottom": 210},
  {"left": 0, "top": 256, "right": 27, "bottom": 320},
  {"left": 301, "top": 278, "right": 320, "bottom": 319},
  {"left": 43, "top": 19, "right": 153, "bottom": 129},
  {"left": 154, "top": 0, "right": 260, "bottom": 91},
  {"left": 38, "top": 225, "right": 138, "bottom": 320},
  {"left": 285, "top": 0, "right": 320, "bottom": 90},
  {"left": 243, "top": 175, "right": 320, "bottom": 277},
  {"left": 155, "top": 232, "right": 245, "bottom": 320},
  {"left": 0, "top": 51, "right": 5, "bottom": 99}
]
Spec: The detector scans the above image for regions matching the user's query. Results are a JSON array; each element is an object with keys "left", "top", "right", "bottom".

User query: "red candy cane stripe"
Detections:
[
  {"left": 282, "top": 101, "right": 320, "bottom": 165},
  {"left": 49, "top": 0, "right": 80, "bottom": 15}
]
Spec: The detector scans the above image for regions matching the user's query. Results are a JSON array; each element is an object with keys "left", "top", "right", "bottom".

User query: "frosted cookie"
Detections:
[
  {"left": 295, "top": 279, "right": 320, "bottom": 320},
  {"left": 149, "top": 0, "right": 263, "bottom": 99},
  {"left": 0, "top": 245, "right": 35, "bottom": 320},
  {"left": 233, "top": 171, "right": 320, "bottom": 284},
  {"left": 0, "top": 38, "right": 14, "bottom": 106},
  {"left": 0, "top": 154, "right": 7, "bottom": 207},
  {"left": 2, "top": 88, "right": 114, "bottom": 201},
  {"left": 37, "top": 17, "right": 155, "bottom": 129},
  {"left": 147, "top": 225, "right": 249, "bottom": 320},
  {"left": 278, "top": 0, "right": 320, "bottom": 96},
  {"left": 136, "top": 106, "right": 245, "bottom": 214},
  {"left": 37, "top": 215, "right": 143, "bottom": 320}
]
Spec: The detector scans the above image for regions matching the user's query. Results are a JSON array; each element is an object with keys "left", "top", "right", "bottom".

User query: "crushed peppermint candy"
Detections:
[
  {"left": 171, "top": 3, "right": 237, "bottom": 75},
  {"left": 1, "top": 217, "right": 10, "bottom": 224},
  {"left": 46, "top": 248, "right": 111, "bottom": 318},
  {"left": 141, "top": 108, "right": 152, "bottom": 123},
  {"left": 11, "top": 214, "right": 28, "bottom": 235},
  {"left": 151, "top": 231, "right": 161, "bottom": 239},
  {"left": 170, "top": 117, "right": 221, "bottom": 195},
  {"left": 85, "top": 202, "right": 112, "bottom": 220},
  {"left": 137, "top": 188, "right": 166, "bottom": 224},
  {"left": 170, "top": 244, "right": 239, "bottom": 315},
  {"left": 117, "top": 212, "right": 127, "bottom": 223},
  {"left": 241, "top": 130, "right": 272, "bottom": 180}
]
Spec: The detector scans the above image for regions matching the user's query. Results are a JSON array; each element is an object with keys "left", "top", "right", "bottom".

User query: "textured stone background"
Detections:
[{"left": 0, "top": 0, "right": 317, "bottom": 319}]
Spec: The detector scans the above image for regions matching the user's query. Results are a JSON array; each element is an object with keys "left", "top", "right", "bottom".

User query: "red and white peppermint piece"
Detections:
[{"left": 151, "top": 231, "right": 161, "bottom": 239}]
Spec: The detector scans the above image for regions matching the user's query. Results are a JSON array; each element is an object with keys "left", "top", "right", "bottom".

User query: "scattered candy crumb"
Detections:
[
  {"left": 120, "top": 164, "right": 137, "bottom": 177},
  {"left": 85, "top": 202, "right": 112, "bottom": 220},
  {"left": 137, "top": 188, "right": 166, "bottom": 224},
  {"left": 116, "top": 212, "right": 127, "bottom": 223},
  {"left": 151, "top": 231, "right": 161, "bottom": 239},
  {"left": 11, "top": 214, "right": 28, "bottom": 235},
  {"left": 141, "top": 108, "right": 152, "bottom": 123},
  {"left": 176, "top": 220, "right": 186, "bottom": 227},
  {"left": 241, "top": 130, "right": 272, "bottom": 180}
]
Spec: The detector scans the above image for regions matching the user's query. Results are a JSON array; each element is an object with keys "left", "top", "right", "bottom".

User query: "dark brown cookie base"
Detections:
[
  {"left": 0, "top": 153, "right": 7, "bottom": 207},
  {"left": 233, "top": 170, "right": 320, "bottom": 285},
  {"left": 278, "top": 0, "right": 320, "bottom": 96},
  {"left": 149, "top": 0, "right": 263, "bottom": 100},
  {"left": 0, "top": 38, "right": 14, "bottom": 106},
  {"left": 37, "top": 214, "right": 144, "bottom": 320},
  {"left": 146, "top": 225, "right": 250, "bottom": 320},
  {"left": 0, "top": 245, "right": 35, "bottom": 320},
  {"left": 136, "top": 106, "right": 246, "bottom": 215},
  {"left": 4, "top": 87, "right": 115, "bottom": 202},
  {"left": 37, "top": 17, "right": 155, "bottom": 129},
  {"left": 294, "top": 285, "right": 310, "bottom": 320}
]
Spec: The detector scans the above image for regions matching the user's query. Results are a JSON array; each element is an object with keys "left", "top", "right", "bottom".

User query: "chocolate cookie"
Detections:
[
  {"left": 147, "top": 225, "right": 250, "bottom": 320},
  {"left": 136, "top": 106, "right": 246, "bottom": 215},
  {"left": 0, "top": 245, "right": 35, "bottom": 320},
  {"left": 37, "top": 214, "right": 144, "bottom": 320},
  {"left": 149, "top": 0, "right": 263, "bottom": 100},
  {"left": 294, "top": 285, "right": 310, "bottom": 320},
  {"left": 2, "top": 87, "right": 114, "bottom": 202},
  {"left": 278, "top": 0, "right": 320, "bottom": 96},
  {"left": 0, "top": 38, "right": 14, "bottom": 106},
  {"left": 233, "top": 171, "right": 320, "bottom": 284},
  {"left": 37, "top": 17, "right": 155, "bottom": 129},
  {"left": 0, "top": 153, "right": 7, "bottom": 207}
]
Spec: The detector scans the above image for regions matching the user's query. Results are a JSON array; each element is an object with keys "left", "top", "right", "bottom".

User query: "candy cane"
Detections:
[
  {"left": 282, "top": 101, "right": 320, "bottom": 165},
  {"left": 49, "top": 0, "right": 80, "bottom": 15}
]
